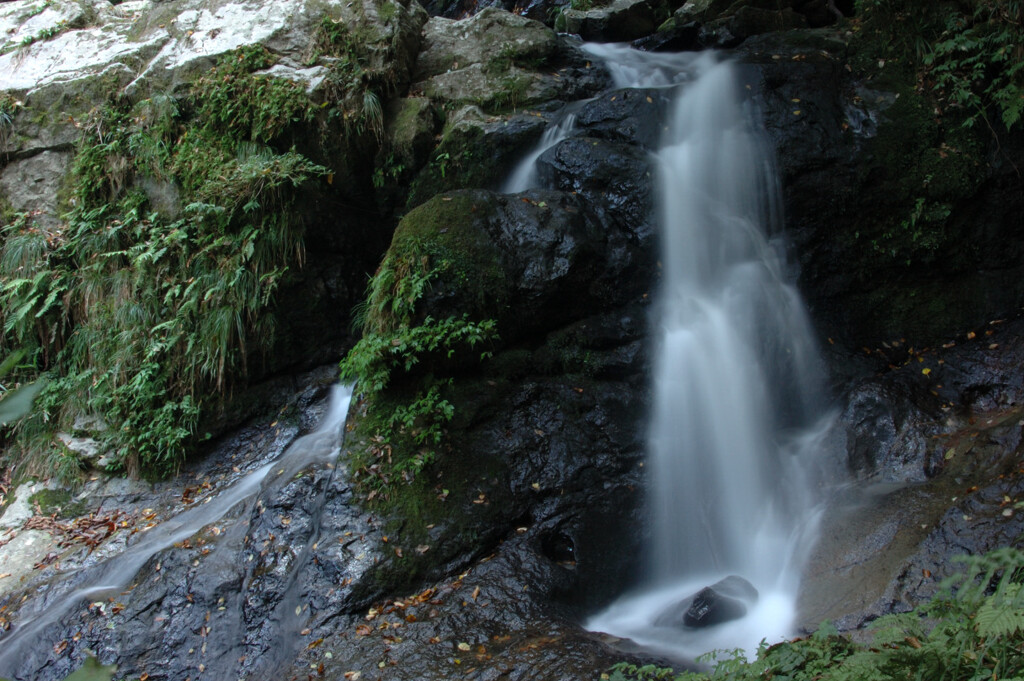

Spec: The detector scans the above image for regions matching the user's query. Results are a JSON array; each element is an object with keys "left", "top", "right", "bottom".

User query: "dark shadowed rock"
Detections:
[
  {"left": 536, "top": 136, "right": 658, "bottom": 254},
  {"left": 574, "top": 87, "right": 674, "bottom": 150},
  {"left": 684, "top": 587, "right": 748, "bottom": 627},
  {"left": 655, "top": 575, "right": 758, "bottom": 628}
]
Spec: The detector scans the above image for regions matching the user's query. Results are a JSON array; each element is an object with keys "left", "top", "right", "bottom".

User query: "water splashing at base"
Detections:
[{"left": 582, "top": 48, "right": 833, "bottom": 659}]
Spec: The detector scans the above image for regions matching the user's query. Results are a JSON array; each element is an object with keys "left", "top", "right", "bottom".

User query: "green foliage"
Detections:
[
  {"left": 192, "top": 45, "right": 317, "bottom": 142},
  {"left": 612, "top": 548, "right": 1024, "bottom": 681},
  {"left": 340, "top": 284, "right": 496, "bottom": 486},
  {"left": 923, "top": 1, "right": 1024, "bottom": 131},
  {"left": 0, "top": 94, "right": 17, "bottom": 154},
  {"left": 0, "top": 45, "right": 329, "bottom": 477},
  {"left": 306, "top": 14, "right": 392, "bottom": 139},
  {"left": 372, "top": 154, "right": 406, "bottom": 189},
  {"left": 340, "top": 229, "right": 498, "bottom": 489},
  {"left": 855, "top": 0, "right": 1024, "bottom": 132},
  {"left": 0, "top": 348, "right": 45, "bottom": 426}
]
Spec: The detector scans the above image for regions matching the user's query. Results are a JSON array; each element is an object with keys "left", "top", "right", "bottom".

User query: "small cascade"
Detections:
[
  {"left": 577, "top": 49, "right": 833, "bottom": 658},
  {"left": 503, "top": 109, "right": 580, "bottom": 193},
  {"left": 0, "top": 385, "right": 353, "bottom": 674}
]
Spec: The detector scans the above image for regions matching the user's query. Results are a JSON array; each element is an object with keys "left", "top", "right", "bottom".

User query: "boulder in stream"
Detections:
[{"left": 656, "top": 575, "right": 759, "bottom": 629}]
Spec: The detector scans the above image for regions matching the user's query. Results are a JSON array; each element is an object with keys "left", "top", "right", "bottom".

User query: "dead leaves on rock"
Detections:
[{"left": 24, "top": 509, "right": 130, "bottom": 555}]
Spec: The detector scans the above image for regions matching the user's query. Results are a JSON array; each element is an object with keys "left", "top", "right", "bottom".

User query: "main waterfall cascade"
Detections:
[{"left": 579, "top": 46, "right": 834, "bottom": 658}]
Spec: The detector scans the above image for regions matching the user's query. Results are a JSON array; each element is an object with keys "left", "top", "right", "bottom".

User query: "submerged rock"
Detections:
[{"left": 655, "top": 576, "right": 759, "bottom": 629}]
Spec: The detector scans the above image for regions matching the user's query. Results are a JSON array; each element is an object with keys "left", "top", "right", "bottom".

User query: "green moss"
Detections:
[
  {"left": 27, "top": 488, "right": 86, "bottom": 518},
  {"left": 405, "top": 129, "right": 509, "bottom": 209},
  {"left": 344, "top": 375, "right": 511, "bottom": 591},
  {"left": 388, "top": 192, "right": 509, "bottom": 318}
]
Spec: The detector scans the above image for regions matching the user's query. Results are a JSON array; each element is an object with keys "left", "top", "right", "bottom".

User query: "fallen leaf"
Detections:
[{"left": 457, "top": 642, "right": 471, "bottom": 651}]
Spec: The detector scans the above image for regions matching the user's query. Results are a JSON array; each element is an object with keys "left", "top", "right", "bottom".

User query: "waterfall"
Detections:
[
  {"left": 581, "top": 47, "right": 833, "bottom": 659},
  {"left": 503, "top": 109, "right": 580, "bottom": 193}
]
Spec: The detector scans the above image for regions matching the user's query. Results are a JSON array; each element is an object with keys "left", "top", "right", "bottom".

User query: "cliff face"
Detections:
[{"left": 0, "top": 0, "right": 1022, "bottom": 679}]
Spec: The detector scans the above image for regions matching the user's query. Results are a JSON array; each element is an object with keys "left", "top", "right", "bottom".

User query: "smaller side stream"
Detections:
[{"left": 0, "top": 385, "right": 352, "bottom": 678}]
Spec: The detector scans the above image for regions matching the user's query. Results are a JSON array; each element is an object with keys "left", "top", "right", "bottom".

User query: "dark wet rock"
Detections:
[
  {"left": 732, "top": 30, "right": 1024, "bottom": 348},
  {"left": 563, "top": 0, "right": 670, "bottom": 43},
  {"left": 536, "top": 136, "right": 658, "bottom": 261},
  {"left": 405, "top": 108, "right": 549, "bottom": 209},
  {"left": 724, "top": 6, "right": 808, "bottom": 38},
  {"left": 655, "top": 576, "right": 758, "bottom": 628},
  {"left": 574, "top": 87, "right": 674, "bottom": 150},
  {"left": 394, "top": 189, "right": 652, "bottom": 343},
  {"left": 675, "top": 0, "right": 842, "bottom": 30},
  {"left": 632, "top": 21, "right": 724, "bottom": 52},
  {"left": 839, "top": 377, "right": 943, "bottom": 483},
  {"left": 684, "top": 588, "right": 748, "bottom": 627},
  {"left": 800, "top": 326, "right": 1024, "bottom": 632}
]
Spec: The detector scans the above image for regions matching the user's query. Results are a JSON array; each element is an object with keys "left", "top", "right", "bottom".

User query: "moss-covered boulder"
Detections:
[{"left": 338, "top": 187, "right": 653, "bottom": 618}]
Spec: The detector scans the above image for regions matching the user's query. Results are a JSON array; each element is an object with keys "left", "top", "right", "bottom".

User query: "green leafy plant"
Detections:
[
  {"left": 0, "top": 45, "right": 329, "bottom": 477},
  {"left": 923, "top": 1, "right": 1024, "bottom": 131},
  {"left": 855, "top": 0, "right": 1023, "bottom": 133},
  {"left": 339, "top": 240, "right": 497, "bottom": 490}
]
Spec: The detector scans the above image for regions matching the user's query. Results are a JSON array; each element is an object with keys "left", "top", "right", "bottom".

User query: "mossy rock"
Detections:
[
  {"left": 27, "top": 488, "right": 86, "bottom": 519},
  {"left": 405, "top": 106, "right": 546, "bottom": 210}
]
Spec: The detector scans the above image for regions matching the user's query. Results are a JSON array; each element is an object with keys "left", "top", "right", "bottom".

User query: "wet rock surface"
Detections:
[
  {"left": 799, "top": 318, "right": 1024, "bottom": 632},
  {"left": 655, "top": 576, "right": 760, "bottom": 629}
]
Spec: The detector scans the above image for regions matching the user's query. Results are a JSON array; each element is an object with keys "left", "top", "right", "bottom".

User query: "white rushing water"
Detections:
[
  {"left": 0, "top": 385, "right": 352, "bottom": 671},
  {"left": 503, "top": 110, "right": 580, "bottom": 193},
  {"left": 580, "top": 46, "right": 833, "bottom": 659}
]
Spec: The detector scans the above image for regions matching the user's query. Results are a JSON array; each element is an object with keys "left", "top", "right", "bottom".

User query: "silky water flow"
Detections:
[
  {"left": 0, "top": 386, "right": 353, "bottom": 674},
  {"left": 580, "top": 45, "right": 834, "bottom": 660}
]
